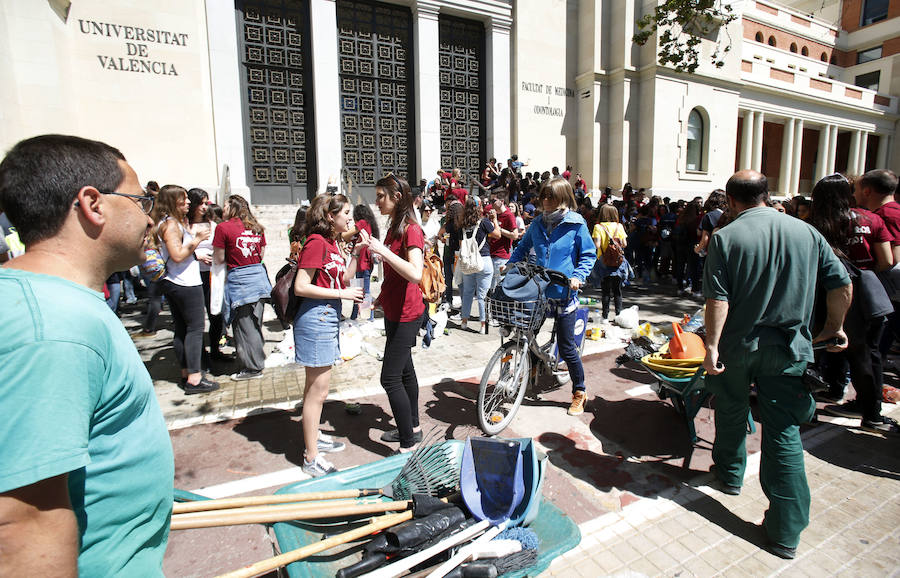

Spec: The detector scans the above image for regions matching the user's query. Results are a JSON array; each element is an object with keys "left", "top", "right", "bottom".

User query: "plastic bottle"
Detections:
[
  {"left": 682, "top": 307, "right": 704, "bottom": 332},
  {"left": 578, "top": 296, "right": 599, "bottom": 305}
]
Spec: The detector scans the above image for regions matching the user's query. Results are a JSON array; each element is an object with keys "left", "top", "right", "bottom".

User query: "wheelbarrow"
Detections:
[{"left": 642, "top": 366, "right": 756, "bottom": 445}]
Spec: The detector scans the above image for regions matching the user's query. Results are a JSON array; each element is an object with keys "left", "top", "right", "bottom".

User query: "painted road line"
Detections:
[{"left": 191, "top": 466, "right": 311, "bottom": 499}]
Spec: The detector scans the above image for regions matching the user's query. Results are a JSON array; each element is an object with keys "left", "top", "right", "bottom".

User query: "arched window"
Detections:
[
  {"left": 801, "top": 46, "right": 809, "bottom": 56},
  {"left": 755, "top": 31, "right": 764, "bottom": 42},
  {"left": 821, "top": 52, "right": 828, "bottom": 62},
  {"left": 790, "top": 42, "right": 798, "bottom": 53},
  {"left": 768, "top": 36, "right": 776, "bottom": 47},
  {"left": 686, "top": 108, "right": 706, "bottom": 172}
]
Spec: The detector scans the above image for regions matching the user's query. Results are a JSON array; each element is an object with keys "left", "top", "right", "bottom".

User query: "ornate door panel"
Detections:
[
  {"left": 237, "top": 0, "right": 316, "bottom": 204},
  {"left": 439, "top": 16, "right": 485, "bottom": 183},
  {"left": 337, "top": 0, "right": 414, "bottom": 199}
]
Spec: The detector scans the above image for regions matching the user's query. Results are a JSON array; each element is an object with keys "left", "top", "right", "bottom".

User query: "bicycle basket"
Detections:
[{"left": 488, "top": 297, "right": 547, "bottom": 331}]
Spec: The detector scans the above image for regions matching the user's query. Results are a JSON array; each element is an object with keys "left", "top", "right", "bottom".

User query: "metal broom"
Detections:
[{"left": 172, "top": 428, "right": 460, "bottom": 515}]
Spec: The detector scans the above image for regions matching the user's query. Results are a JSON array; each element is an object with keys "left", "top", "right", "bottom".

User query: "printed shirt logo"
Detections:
[
  {"left": 323, "top": 251, "right": 346, "bottom": 288},
  {"left": 236, "top": 231, "right": 261, "bottom": 258}
]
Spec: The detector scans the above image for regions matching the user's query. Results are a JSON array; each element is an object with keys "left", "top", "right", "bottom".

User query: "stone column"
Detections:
[
  {"left": 485, "top": 16, "right": 512, "bottom": 161},
  {"left": 789, "top": 119, "right": 804, "bottom": 195},
  {"left": 740, "top": 110, "right": 754, "bottom": 170},
  {"left": 413, "top": 2, "right": 441, "bottom": 181},
  {"left": 815, "top": 125, "right": 829, "bottom": 181},
  {"left": 752, "top": 111, "right": 765, "bottom": 171},
  {"left": 827, "top": 125, "right": 838, "bottom": 174},
  {"left": 310, "top": 0, "right": 342, "bottom": 194},
  {"left": 206, "top": 0, "right": 249, "bottom": 199},
  {"left": 779, "top": 118, "right": 795, "bottom": 194},
  {"left": 848, "top": 130, "right": 862, "bottom": 175},
  {"left": 876, "top": 134, "right": 890, "bottom": 168},
  {"left": 857, "top": 131, "right": 869, "bottom": 174}
]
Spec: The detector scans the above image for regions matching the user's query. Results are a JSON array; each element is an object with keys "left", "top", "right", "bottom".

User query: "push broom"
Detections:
[{"left": 172, "top": 429, "right": 460, "bottom": 528}]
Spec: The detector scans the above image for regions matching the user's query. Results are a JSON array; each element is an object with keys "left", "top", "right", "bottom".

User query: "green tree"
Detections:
[{"left": 633, "top": 0, "right": 737, "bottom": 74}]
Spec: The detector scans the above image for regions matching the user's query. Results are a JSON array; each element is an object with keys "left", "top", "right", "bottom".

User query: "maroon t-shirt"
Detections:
[
  {"left": 379, "top": 223, "right": 426, "bottom": 323},
  {"left": 873, "top": 201, "right": 900, "bottom": 247},
  {"left": 298, "top": 233, "right": 347, "bottom": 289},
  {"left": 212, "top": 217, "right": 267, "bottom": 269},
  {"left": 445, "top": 188, "right": 467, "bottom": 205},
  {"left": 489, "top": 208, "right": 516, "bottom": 259},
  {"left": 354, "top": 219, "right": 373, "bottom": 272},
  {"left": 848, "top": 208, "right": 891, "bottom": 270}
]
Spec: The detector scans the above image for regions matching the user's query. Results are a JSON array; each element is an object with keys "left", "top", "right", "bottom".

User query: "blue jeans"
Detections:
[
  {"left": 460, "top": 257, "right": 493, "bottom": 321},
  {"left": 490, "top": 256, "right": 507, "bottom": 292},
  {"left": 553, "top": 307, "right": 585, "bottom": 393},
  {"left": 350, "top": 269, "right": 373, "bottom": 320}
]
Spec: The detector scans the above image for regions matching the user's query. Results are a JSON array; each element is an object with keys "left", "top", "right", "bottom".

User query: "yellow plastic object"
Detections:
[
  {"left": 640, "top": 346, "right": 703, "bottom": 378},
  {"left": 668, "top": 323, "right": 705, "bottom": 359}
]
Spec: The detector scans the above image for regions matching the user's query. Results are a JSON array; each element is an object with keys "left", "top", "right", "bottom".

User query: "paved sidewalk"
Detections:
[
  {"left": 545, "top": 417, "right": 900, "bottom": 577},
  {"left": 126, "top": 279, "right": 690, "bottom": 429}
]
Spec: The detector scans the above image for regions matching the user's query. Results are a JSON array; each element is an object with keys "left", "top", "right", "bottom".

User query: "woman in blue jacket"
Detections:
[{"left": 508, "top": 177, "right": 597, "bottom": 416}]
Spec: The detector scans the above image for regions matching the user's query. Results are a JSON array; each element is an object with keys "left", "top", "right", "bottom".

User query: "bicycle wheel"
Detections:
[{"left": 477, "top": 340, "right": 530, "bottom": 435}]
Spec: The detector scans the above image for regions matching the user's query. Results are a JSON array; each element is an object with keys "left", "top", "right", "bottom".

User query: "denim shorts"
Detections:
[{"left": 293, "top": 298, "right": 341, "bottom": 367}]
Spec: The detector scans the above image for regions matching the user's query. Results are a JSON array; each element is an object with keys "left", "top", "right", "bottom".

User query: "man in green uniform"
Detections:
[
  {"left": 0, "top": 135, "right": 173, "bottom": 575},
  {"left": 702, "top": 170, "right": 851, "bottom": 559}
]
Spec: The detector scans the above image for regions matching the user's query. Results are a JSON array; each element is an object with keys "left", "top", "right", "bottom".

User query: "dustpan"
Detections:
[
  {"left": 508, "top": 438, "right": 549, "bottom": 527},
  {"left": 460, "top": 437, "right": 525, "bottom": 525}
]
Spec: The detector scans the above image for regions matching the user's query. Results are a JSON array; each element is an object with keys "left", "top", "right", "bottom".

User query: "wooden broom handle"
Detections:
[
  {"left": 173, "top": 488, "right": 383, "bottom": 514},
  {"left": 172, "top": 498, "right": 382, "bottom": 523},
  {"left": 170, "top": 500, "right": 411, "bottom": 530},
  {"left": 215, "top": 511, "right": 413, "bottom": 578}
]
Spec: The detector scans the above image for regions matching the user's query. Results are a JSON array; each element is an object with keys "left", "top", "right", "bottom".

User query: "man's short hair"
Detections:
[
  {"left": 858, "top": 169, "right": 898, "bottom": 197},
  {"left": 725, "top": 172, "right": 768, "bottom": 206},
  {"left": 0, "top": 134, "right": 125, "bottom": 245}
]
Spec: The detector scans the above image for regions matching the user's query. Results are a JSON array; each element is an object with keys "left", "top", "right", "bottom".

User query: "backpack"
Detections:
[
  {"left": 459, "top": 226, "right": 486, "bottom": 274},
  {"left": 492, "top": 262, "right": 566, "bottom": 329},
  {"left": 271, "top": 259, "right": 303, "bottom": 329},
  {"left": 600, "top": 223, "right": 625, "bottom": 268},
  {"left": 419, "top": 250, "right": 446, "bottom": 304},
  {"left": 141, "top": 247, "right": 167, "bottom": 282}
]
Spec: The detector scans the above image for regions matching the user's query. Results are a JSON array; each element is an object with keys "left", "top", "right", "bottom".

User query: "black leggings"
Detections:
[
  {"left": 162, "top": 280, "right": 206, "bottom": 374},
  {"left": 382, "top": 315, "right": 422, "bottom": 448},
  {"left": 601, "top": 275, "right": 623, "bottom": 318}
]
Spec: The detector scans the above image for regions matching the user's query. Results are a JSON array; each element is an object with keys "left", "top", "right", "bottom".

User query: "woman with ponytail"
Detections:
[
  {"left": 368, "top": 174, "right": 426, "bottom": 451},
  {"left": 293, "top": 193, "right": 366, "bottom": 476},
  {"left": 212, "top": 195, "right": 271, "bottom": 381}
]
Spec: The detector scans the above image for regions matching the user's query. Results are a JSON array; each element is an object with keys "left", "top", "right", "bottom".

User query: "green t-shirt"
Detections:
[
  {"left": 703, "top": 206, "right": 850, "bottom": 363},
  {"left": 0, "top": 269, "right": 173, "bottom": 576}
]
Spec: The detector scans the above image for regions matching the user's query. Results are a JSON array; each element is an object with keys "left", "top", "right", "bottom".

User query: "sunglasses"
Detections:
[{"left": 76, "top": 190, "right": 155, "bottom": 214}]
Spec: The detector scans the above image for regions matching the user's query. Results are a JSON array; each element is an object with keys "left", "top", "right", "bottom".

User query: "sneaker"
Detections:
[
  {"left": 479, "top": 324, "right": 488, "bottom": 335},
  {"left": 861, "top": 415, "right": 900, "bottom": 436},
  {"left": 822, "top": 400, "right": 862, "bottom": 418},
  {"left": 380, "top": 429, "right": 424, "bottom": 443},
  {"left": 568, "top": 391, "right": 587, "bottom": 416},
  {"left": 449, "top": 314, "right": 463, "bottom": 323},
  {"left": 231, "top": 369, "right": 263, "bottom": 381},
  {"left": 764, "top": 542, "right": 797, "bottom": 560},
  {"left": 302, "top": 454, "right": 338, "bottom": 478},
  {"left": 814, "top": 389, "right": 844, "bottom": 403},
  {"left": 130, "top": 330, "right": 157, "bottom": 338},
  {"left": 125, "top": 297, "right": 138, "bottom": 305},
  {"left": 183, "top": 377, "right": 219, "bottom": 395},
  {"left": 317, "top": 432, "right": 346, "bottom": 453}
]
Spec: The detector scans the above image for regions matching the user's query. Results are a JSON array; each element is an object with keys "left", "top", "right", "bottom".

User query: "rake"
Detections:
[{"left": 172, "top": 428, "right": 460, "bottom": 515}]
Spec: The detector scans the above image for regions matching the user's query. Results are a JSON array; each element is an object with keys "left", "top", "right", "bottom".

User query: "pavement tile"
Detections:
[
  {"left": 625, "top": 556, "right": 659, "bottom": 577},
  {"left": 627, "top": 533, "right": 660, "bottom": 556},
  {"left": 659, "top": 539, "right": 695, "bottom": 565},
  {"left": 644, "top": 547, "right": 679, "bottom": 572},
  {"left": 676, "top": 556, "right": 719, "bottom": 577},
  {"left": 610, "top": 540, "right": 643, "bottom": 565}
]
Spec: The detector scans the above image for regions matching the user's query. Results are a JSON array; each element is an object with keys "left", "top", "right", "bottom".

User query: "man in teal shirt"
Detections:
[
  {"left": 703, "top": 170, "right": 851, "bottom": 559},
  {"left": 0, "top": 135, "right": 173, "bottom": 575}
]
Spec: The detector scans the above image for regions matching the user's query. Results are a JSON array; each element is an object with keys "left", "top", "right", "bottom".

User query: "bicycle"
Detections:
[{"left": 476, "top": 267, "right": 589, "bottom": 435}]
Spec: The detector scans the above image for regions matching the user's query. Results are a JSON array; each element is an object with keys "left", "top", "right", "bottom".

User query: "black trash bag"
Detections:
[{"left": 615, "top": 338, "right": 658, "bottom": 366}]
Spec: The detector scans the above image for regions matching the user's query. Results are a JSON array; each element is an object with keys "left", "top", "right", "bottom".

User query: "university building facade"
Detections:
[{"left": 1, "top": 0, "right": 897, "bottom": 204}]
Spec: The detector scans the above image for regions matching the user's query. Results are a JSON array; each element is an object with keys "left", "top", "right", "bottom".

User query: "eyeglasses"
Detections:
[{"left": 100, "top": 190, "right": 155, "bottom": 214}]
